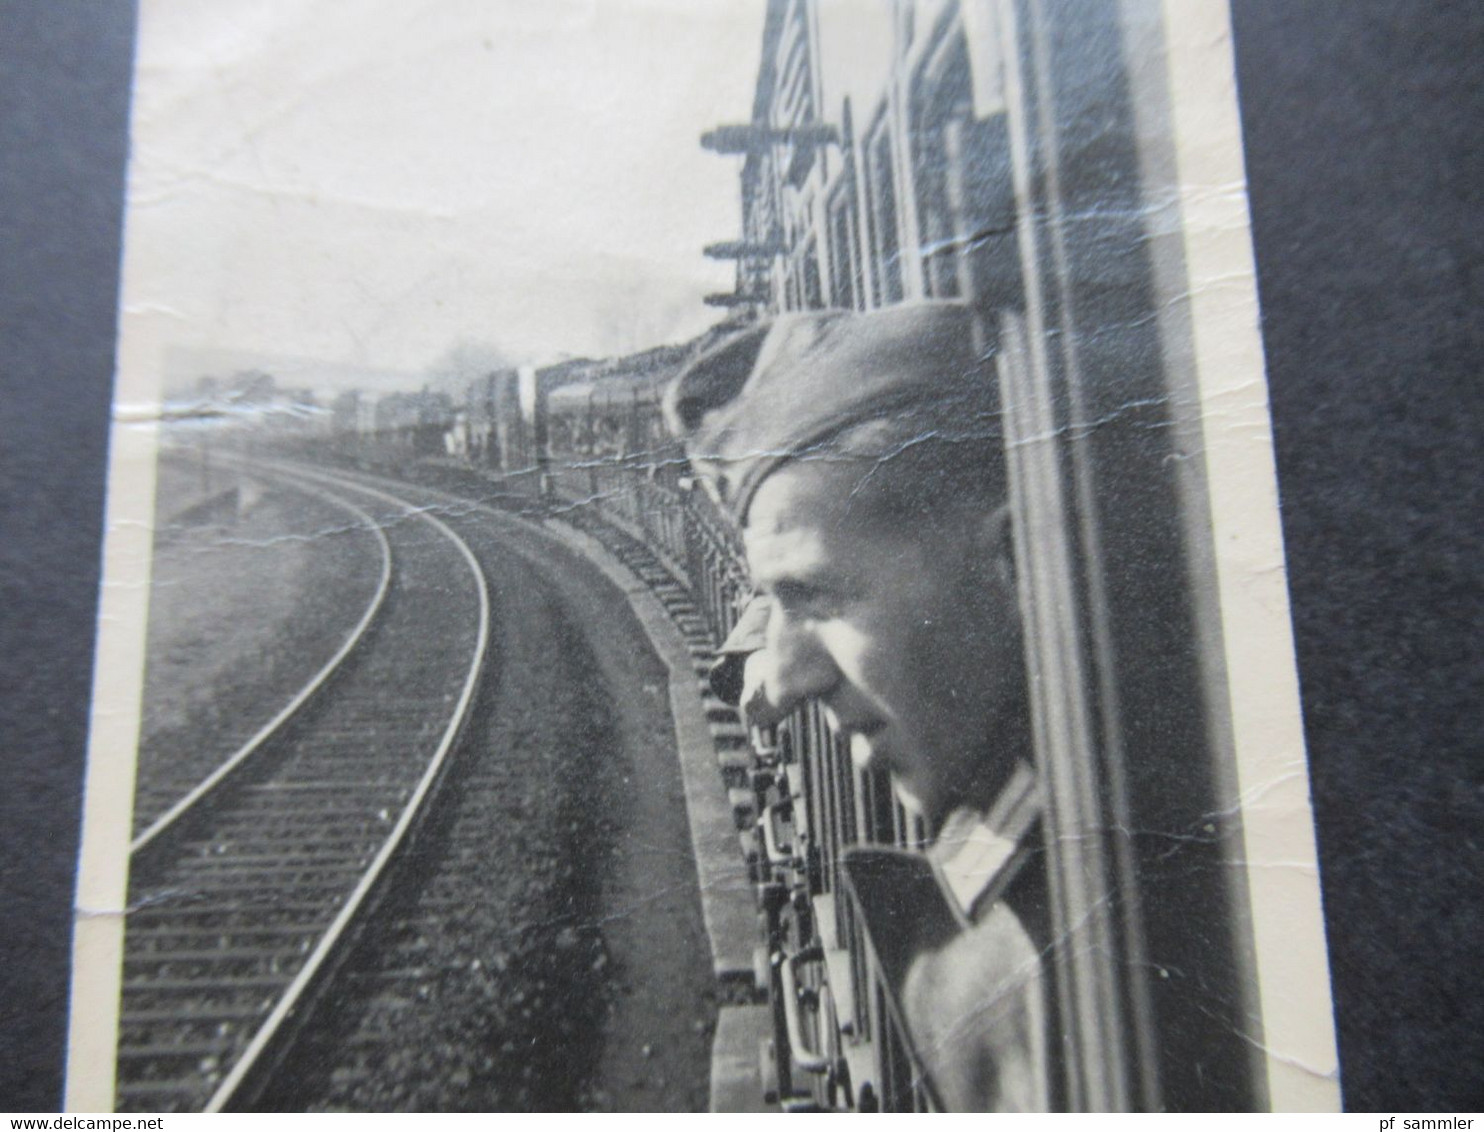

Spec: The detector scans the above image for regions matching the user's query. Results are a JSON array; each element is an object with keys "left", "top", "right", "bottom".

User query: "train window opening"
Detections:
[
  {"left": 910, "top": 24, "right": 976, "bottom": 300},
  {"left": 835, "top": 732, "right": 858, "bottom": 848},
  {"left": 868, "top": 768, "right": 896, "bottom": 846},
  {"left": 827, "top": 736, "right": 852, "bottom": 900},
  {"left": 819, "top": 735, "right": 841, "bottom": 899},
  {"left": 801, "top": 726, "right": 823, "bottom": 889},
  {"left": 825, "top": 175, "right": 863, "bottom": 311},
  {"left": 864, "top": 112, "right": 904, "bottom": 305},
  {"left": 802, "top": 238, "right": 825, "bottom": 310},
  {"left": 845, "top": 893, "right": 870, "bottom": 1044}
]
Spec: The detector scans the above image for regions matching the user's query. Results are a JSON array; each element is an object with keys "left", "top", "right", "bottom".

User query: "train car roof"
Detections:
[{"left": 545, "top": 372, "right": 667, "bottom": 411}]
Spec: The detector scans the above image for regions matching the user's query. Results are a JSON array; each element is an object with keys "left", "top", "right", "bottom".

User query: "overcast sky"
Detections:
[{"left": 126, "top": 1, "right": 766, "bottom": 392}]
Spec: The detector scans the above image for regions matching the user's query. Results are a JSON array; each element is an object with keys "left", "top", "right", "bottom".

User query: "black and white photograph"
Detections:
[{"left": 59, "top": 0, "right": 1343, "bottom": 1113}]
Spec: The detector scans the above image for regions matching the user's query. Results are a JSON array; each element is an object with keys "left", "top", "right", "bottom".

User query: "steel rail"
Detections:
[
  {"left": 130, "top": 480, "right": 395, "bottom": 855},
  {"left": 200, "top": 469, "right": 490, "bottom": 1113}
]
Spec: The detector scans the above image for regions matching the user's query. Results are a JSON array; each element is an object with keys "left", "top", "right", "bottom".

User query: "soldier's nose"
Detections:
[{"left": 766, "top": 619, "right": 839, "bottom": 711}]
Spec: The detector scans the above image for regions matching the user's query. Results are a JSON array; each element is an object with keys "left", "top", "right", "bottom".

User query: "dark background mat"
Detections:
[{"left": 2, "top": 0, "right": 1479, "bottom": 1112}]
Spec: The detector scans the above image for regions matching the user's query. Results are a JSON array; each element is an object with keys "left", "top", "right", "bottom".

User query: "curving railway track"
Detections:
[
  {"left": 130, "top": 483, "right": 394, "bottom": 848},
  {"left": 116, "top": 469, "right": 490, "bottom": 1113}
]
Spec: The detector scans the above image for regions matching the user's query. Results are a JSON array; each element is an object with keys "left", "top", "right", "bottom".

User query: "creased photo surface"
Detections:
[{"left": 68, "top": 0, "right": 1340, "bottom": 1113}]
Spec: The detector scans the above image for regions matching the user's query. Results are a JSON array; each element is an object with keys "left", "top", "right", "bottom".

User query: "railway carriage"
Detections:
[
  {"left": 533, "top": 0, "right": 1279, "bottom": 1113},
  {"left": 688, "top": 0, "right": 1272, "bottom": 1112}
]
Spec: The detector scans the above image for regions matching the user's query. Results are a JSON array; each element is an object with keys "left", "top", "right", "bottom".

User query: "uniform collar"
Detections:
[{"left": 929, "top": 762, "right": 1041, "bottom": 923}]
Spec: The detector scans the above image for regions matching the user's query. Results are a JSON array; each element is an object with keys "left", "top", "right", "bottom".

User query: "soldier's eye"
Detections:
[
  {"left": 771, "top": 581, "right": 813, "bottom": 612},
  {"left": 773, "top": 581, "right": 845, "bottom": 620}
]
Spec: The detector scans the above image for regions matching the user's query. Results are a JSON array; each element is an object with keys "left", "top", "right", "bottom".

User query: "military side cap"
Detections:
[
  {"left": 664, "top": 302, "right": 992, "bottom": 524},
  {"left": 707, "top": 594, "right": 772, "bottom": 706}
]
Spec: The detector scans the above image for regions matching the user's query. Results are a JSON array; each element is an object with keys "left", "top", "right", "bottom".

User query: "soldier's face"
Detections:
[{"left": 743, "top": 457, "right": 1025, "bottom": 833}]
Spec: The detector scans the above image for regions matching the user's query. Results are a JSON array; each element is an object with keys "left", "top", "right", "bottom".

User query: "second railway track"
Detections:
[{"left": 117, "top": 467, "right": 490, "bottom": 1113}]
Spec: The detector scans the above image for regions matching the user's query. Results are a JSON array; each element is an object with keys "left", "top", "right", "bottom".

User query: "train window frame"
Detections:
[
  {"left": 861, "top": 105, "right": 905, "bottom": 307},
  {"left": 824, "top": 176, "right": 861, "bottom": 312},
  {"left": 907, "top": 4, "right": 975, "bottom": 301}
]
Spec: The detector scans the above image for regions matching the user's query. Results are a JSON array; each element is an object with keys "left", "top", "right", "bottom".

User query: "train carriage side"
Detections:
[{"left": 686, "top": 0, "right": 1269, "bottom": 1113}]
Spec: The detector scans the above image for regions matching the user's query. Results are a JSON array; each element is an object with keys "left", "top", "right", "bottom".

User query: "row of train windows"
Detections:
[{"left": 781, "top": 116, "right": 986, "bottom": 317}]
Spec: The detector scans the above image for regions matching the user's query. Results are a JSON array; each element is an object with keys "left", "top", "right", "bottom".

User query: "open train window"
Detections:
[
  {"left": 800, "top": 236, "right": 824, "bottom": 310},
  {"left": 825, "top": 180, "right": 861, "bottom": 311},
  {"left": 862, "top": 108, "right": 904, "bottom": 306},
  {"left": 947, "top": 0, "right": 1263, "bottom": 1110},
  {"left": 909, "top": 25, "right": 974, "bottom": 299}
]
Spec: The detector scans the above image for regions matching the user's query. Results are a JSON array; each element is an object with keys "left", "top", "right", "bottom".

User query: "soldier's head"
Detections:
[{"left": 667, "top": 304, "right": 1026, "bottom": 833}]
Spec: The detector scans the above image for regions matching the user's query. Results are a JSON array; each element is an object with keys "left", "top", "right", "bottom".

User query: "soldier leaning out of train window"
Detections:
[{"left": 667, "top": 303, "right": 1051, "bottom": 1113}]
